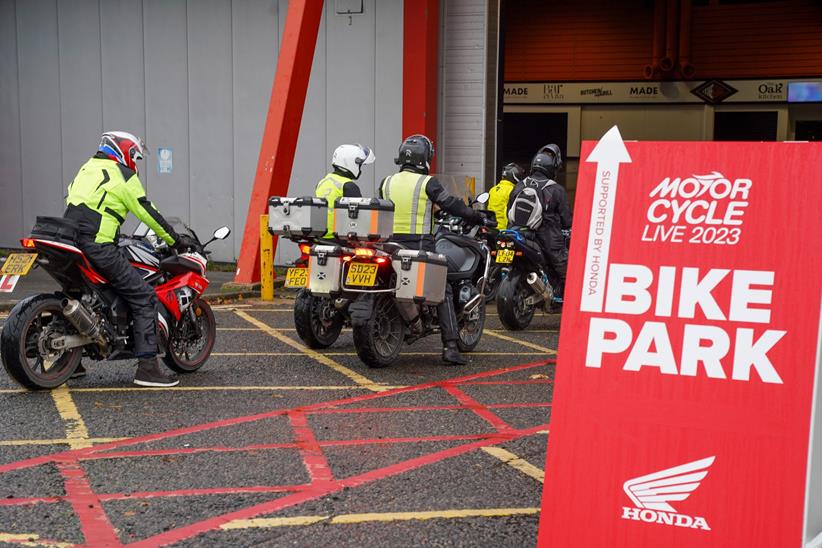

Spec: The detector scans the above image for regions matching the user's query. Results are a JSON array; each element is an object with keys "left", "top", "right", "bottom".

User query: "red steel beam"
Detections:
[
  {"left": 234, "top": 0, "right": 325, "bottom": 284},
  {"left": 403, "top": 0, "right": 440, "bottom": 171}
]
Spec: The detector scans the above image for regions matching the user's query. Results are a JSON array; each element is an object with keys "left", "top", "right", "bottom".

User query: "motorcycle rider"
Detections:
[
  {"left": 488, "top": 163, "right": 524, "bottom": 230},
  {"left": 315, "top": 144, "right": 375, "bottom": 238},
  {"left": 508, "top": 144, "right": 572, "bottom": 304},
  {"left": 64, "top": 131, "right": 194, "bottom": 387},
  {"left": 379, "top": 134, "right": 490, "bottom": 365}
]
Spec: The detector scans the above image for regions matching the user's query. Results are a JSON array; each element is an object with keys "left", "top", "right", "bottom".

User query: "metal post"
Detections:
[{"left": 259, "top": 215, "right": 274, "bottom": 301}]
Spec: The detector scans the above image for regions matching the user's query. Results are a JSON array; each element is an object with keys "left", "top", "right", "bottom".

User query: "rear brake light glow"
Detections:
[
  {"left": 21, "top": 238, "right": 36, "bottom": 248},
  {"left": 354, "top": 248, "right": 375, "bottom": 258},
  {"left": 375, "top": 257, "right": 387, "bottom": 264},
  {"left": 343, "top": 256, "right": 352, "bottom": 262},
  {"left": 299, "top": 244, "right": 312, "bottom": 256}
]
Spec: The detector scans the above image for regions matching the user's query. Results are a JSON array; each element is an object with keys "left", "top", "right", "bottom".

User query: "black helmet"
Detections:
[
  {"left": 530, "top": 144, "right": 563, "bottom": 178},
  {"left": 394, "top": 134, "right": 434, "bottom": 172},
  {"left": 501, "top": 162, "right": 525, "bottom": 184}
]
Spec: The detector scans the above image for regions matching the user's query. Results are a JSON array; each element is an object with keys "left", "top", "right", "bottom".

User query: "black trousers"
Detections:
[
  {"left": 392, "top": 235, "right": 458, "bottom": 344},
  {"left": 536, "top": 227, "right": 568, "bottom": 299},
  {"left": 78, "top": 239, "right": 159, "bottom": 357}
]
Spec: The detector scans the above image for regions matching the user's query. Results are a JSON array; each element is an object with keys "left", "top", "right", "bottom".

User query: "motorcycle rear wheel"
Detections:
[
  {"left": 0, "top": 295, "right": 82, "bottom": 390},
  {"left": 162, "top": 298, "right": 216, "bottom": 373},
  {"left": 294, "top": 290, "right": 344, "bottom": 349},
  {"left": 496, "top": 273, "right": 536, "bottom": 331},
  {"left": 352, "top": 294, "right": 404, "bottom": 368}
]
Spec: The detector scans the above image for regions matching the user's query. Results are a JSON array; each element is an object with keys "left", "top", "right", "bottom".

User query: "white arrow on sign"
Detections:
[{"left": 580, "top": 126, "right": 632, "bottom": 313}]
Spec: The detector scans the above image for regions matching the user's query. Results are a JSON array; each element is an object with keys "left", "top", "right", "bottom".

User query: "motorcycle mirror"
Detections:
[
  {"left": 213, "top": 226, "right": 231, "bottom": 240},
  {"left": 475, "top": 192, "right": 490, "bottom": 205}
]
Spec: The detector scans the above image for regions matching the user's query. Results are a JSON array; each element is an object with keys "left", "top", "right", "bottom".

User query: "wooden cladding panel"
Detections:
[{"left": 504, "top": 0, "right": 822, "bottom": 82}]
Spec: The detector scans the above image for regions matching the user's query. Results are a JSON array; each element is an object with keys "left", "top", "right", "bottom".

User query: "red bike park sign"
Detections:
[{"left": 539, "top": 128, "right": 822, "bottom": 547}]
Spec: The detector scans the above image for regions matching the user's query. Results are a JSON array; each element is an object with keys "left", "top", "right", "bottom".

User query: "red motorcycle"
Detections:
[{"left": 0, "top": 217, "right": 229, "bottom": 390}]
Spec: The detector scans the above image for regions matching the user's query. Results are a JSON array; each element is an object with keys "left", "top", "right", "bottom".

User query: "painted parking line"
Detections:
[
  {"left": 234, "top": 309, "right": 388, "bottom": 392},
  {"left": 0, "top": 385, "right": 374, "bottom": 394},
  {"left": 221, "top": 507, "right": 541, "bottom": 530},
  {"left": 50, "top": 386, "right": 92, "bottom": 450},
  {"left": 484, "top": 329, "right": 556, "bottom": 355},
  {"left": 0, "top": 532, "right": 72, "bottom": 547},
  {"left": 481, "top": 446, "right": 545, "bottom": 483},
  {"left": 0, "top": 437, "right": 124, "bottom": 447}
]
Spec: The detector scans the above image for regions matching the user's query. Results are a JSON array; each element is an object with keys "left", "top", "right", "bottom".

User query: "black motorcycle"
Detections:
[
  {"left": 493, "top": 228, "right": 556, "bottom": 331},
  {"left": 349, "top": 194, "right": 495, "bottom": 368}
]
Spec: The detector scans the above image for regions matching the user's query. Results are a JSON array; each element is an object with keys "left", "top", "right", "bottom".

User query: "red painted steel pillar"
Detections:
[
  {"left": 403, "top": 0, "right": 440, "bottom": 171},
  {"left": 235, "top": 0, "right": 325, "bottom": 284}
]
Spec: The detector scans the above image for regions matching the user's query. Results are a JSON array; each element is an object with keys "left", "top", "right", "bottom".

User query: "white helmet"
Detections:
[{"left": 331, "top": 144, "right": 375, "bottom": 179}]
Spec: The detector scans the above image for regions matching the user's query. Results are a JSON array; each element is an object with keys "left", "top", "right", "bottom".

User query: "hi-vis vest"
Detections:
[
  {"left": 382, "top": 171, "right": 433, "bottom": 235},
  {"left": 314, "top": 172, "right": 351, "bottom": 238},
  {"left": 488, "top": 179, "right": 515, "bottom": 230}
]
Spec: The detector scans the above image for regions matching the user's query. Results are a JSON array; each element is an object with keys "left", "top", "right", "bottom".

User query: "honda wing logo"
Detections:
[{"left": 621, "top": 456, "right": 714, "bottom": 531}]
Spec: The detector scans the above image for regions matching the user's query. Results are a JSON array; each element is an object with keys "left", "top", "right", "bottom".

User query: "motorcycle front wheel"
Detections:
[
  {"left": 496, "top": 273, "right": 536, "bottom": 331},
  {"left": 0, "top": 294, "right": 82, "bottom": 390},
  {"left": 457, "top": 297, "right": 486, "bottom": 352},
  {"left": 352, "top": 294, "right": 405, "bottom": 368},
  {"left": 162, "top": 298, "right": 216, "bottom": 373},
  {"left": 294, "top": 289, "right": 344, "bottom": 349}
]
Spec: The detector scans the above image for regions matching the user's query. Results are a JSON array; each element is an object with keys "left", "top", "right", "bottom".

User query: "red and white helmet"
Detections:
[{"left": 98, "top": 130, "right": 146, "bottom": 173}]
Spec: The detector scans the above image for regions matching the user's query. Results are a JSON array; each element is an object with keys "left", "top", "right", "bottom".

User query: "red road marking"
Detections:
[
  {"left": 0, "top": 360, "right": 554, "bottom": 545},
  {"left": 57, "top": 461, "right": 123, "bottom": 547}
]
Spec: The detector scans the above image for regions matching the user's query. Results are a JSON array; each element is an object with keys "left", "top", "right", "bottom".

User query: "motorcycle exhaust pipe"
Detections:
[
  {"left": 62, "top": 299, "right": 106, "bottom": 346},
  {"left": 526, "top": 272, "right": 554, "bottom": 303}
]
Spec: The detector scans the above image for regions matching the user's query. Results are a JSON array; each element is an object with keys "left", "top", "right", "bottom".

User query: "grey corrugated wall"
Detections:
[{"left": 0, "top": 0, "right": 403, "bottom": 264}]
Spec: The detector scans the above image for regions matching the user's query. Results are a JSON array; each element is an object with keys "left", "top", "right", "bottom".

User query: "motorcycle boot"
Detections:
[
  {"left": 442, "top": 341, "right": 469, "bottom": 365},
  {"left": 134, "top": 356, "right": 179, "bottom": 387}
]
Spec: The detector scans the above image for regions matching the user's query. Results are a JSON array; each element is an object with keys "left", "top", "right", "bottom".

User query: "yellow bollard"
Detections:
[
  {"left": 466, "top": 176, "right": 476, "bottom": 197},
  {"left": 259, "top": 214, "right": 274, "bottom": 301}
]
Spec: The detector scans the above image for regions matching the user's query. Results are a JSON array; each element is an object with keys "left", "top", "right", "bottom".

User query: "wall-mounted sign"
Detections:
[
  {"left": 157, "top": 148, "right": 173, "bottom": 174},
  {"left": 503, "top": 79, "right": 822, "bottom": 105}
]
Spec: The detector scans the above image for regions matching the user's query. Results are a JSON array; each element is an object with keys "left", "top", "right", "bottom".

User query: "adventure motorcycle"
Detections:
[
  {"left": 349, "top": 193, "right": 495, "bottom": 368},
  {"left": 0, "top": 217, "right": 230, "bottom": 390}
]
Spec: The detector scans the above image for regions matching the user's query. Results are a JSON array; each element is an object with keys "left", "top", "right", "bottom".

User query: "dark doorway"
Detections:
[
  {"left": 714, "top": 111, "right": 778, "bottom": 141},
  {"left": 502, "top": 112, "right": 568, "bottom": 168},
  {"left": 796, "top": 120, "right": 822, "bottom": 141}
]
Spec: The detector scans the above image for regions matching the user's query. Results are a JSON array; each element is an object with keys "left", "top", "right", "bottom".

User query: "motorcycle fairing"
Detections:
[{"left": 155, "top": 271, "right": 209, "bottom": 320}]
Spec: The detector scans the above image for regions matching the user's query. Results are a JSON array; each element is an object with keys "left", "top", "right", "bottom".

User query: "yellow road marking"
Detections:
[
  {"left": 0, "top": 437, "right": 124, "bottom": 447},
  {"left": 221, "top": 507, "right": 541, "bottom": 530},
  {"left": 0, "top": 533, "right": 72, "bottom": 548},
  {"left": 481, "top": 446, "right": 545, "bottom": 483},
  {"left": 484, "top": 330, "right": 556, "bottom": 355},
  {"left": 234, "top": 310, "right": 387, "bottom": 392},
  {"left": 50, "top": 386, "right": 92, "bottom": 449}
]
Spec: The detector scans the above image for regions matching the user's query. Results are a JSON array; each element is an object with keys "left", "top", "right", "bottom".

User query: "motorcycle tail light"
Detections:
[
  {"left": 375, "top": 257, "right": 387, "bottom": 264},
  {"left": 491, "top": 251, "right": 497, "bottom": 256},
  {"left": 342, "top": 256, "right": 352, "bottom": 262},
  {"left": 354, "top": 248, "right": 375, "bottom": 258},
  {"left": 516, "top": 251, "right": 523, "bottom": 256},
  {"left": 20, "top": 238, "right": 36, "bottom": 248}
]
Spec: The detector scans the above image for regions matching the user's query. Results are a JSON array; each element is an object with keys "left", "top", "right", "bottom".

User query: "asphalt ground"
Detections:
[{"left": 0, "top": 298, "right": 558, "bottom": 547}]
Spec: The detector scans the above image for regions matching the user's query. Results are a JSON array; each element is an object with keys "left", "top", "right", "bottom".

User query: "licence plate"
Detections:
[
  {"left": 496, "top": 249, "right": 515, "bottom": 264},
  {"left": 284, "top": 267, "right": 308, "bottom": 288},
  {"left": 345, "top": 263, "right": 379, "bottom": 287},
  {"left": 1, "top": 253, "right": 38, "bottom": 276}
]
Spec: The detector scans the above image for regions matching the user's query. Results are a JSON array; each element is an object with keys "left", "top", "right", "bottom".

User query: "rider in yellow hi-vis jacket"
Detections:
[
  {"left": 379, "top": 135, "right": 486, "bottom": 366},
  {"left": 64, "top": 131, "right": 194, "bottom": 388},
  {"left": 314, "top": 144, "right": 375, "bottom": 238},
  {"left": 488, "top": 163, "right": 525, "bottom": 231}
]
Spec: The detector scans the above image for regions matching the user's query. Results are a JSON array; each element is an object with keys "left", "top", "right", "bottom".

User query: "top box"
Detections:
[
  {"left": 333, "top": 197, "right": 394, "bottom": 242},
  {"left": 268, "top": 196, "right": 328, "bottom": 239}
]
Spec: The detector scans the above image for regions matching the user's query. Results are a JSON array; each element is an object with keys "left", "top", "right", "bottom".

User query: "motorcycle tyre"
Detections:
[
  {"left": 457, "top": 299, "right": 486, "bottom": 353},
  {"left": 162, "top": 298, "right": 216, "bottom": 373},
  {"left": 294, "top": 290, "right": 343, "bottom": 349},
  {"left": 0, "top": 294, "right": 82, "bottom": 390},
  {"left": 496, "top": 273, "right": 536, "bottom": 331},
  {"left": 352, "top": 295, "right": 405, "bottom": 369}
]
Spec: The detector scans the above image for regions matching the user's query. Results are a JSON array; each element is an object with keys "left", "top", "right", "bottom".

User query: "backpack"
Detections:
[{"left": 507, "top": 178, "right": 554, "bottom": 230}]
